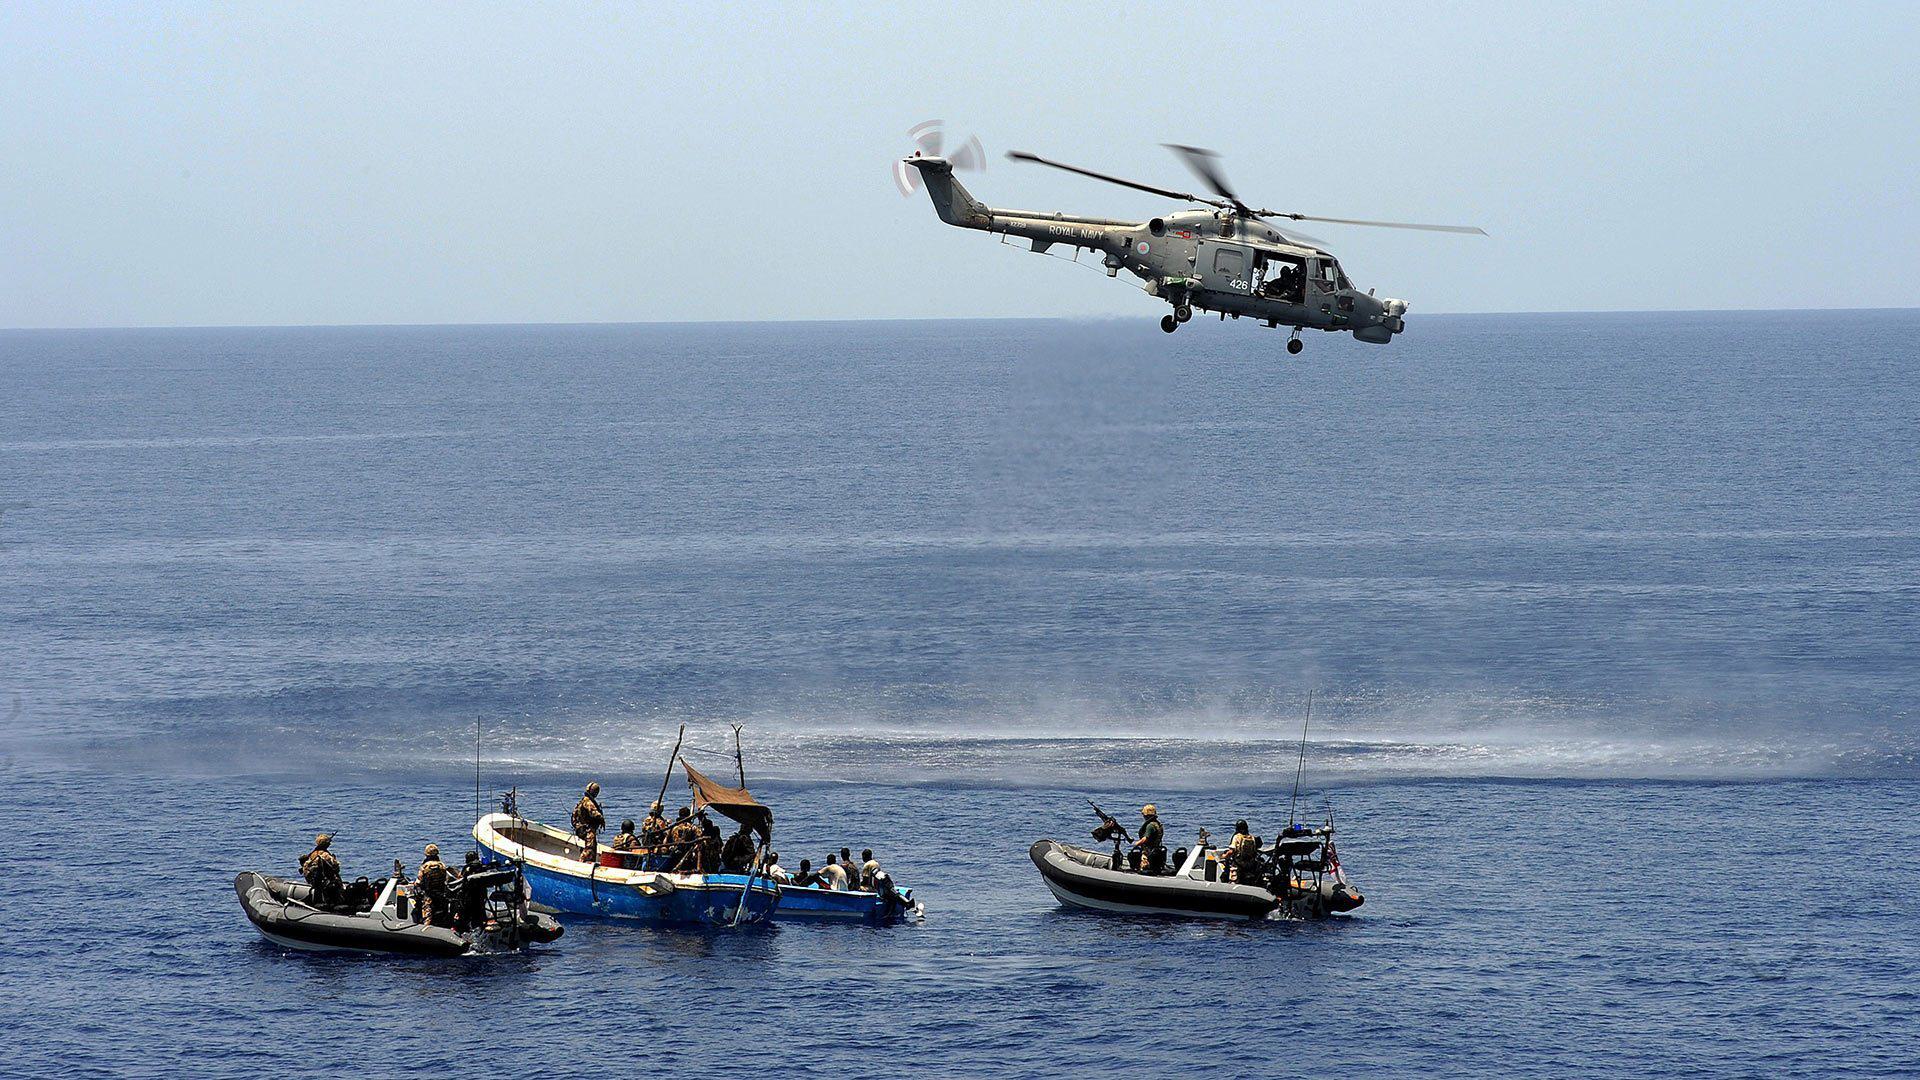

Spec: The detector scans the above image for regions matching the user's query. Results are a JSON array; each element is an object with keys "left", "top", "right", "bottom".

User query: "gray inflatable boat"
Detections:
[
  {"left": 1031, "top": 832, "right": 1363, "bottom": 921},
  {"left": 235, "top": 865, "right": 562, "bottom": 956}
]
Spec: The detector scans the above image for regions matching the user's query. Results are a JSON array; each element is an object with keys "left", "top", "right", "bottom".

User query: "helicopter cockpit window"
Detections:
[{"left": 1313, "top": 260, "right": 1352, "bottom": 292}]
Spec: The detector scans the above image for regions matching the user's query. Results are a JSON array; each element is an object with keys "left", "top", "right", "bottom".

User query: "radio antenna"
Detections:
[
  {"left": 1288, "top": 689, "right": 1314, "bottom": 827},
  {"left": 473, "top": 714, "right": 482, "bottom": 857}
]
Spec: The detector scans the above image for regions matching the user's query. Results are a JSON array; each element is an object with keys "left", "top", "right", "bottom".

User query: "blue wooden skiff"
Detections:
[{"left": 775, "top": 882, "right": 921, "bottom": 921}]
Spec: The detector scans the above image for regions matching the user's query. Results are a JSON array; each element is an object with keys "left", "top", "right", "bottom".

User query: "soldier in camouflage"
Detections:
[
  {"left": 665, "top": 806, "right": 700, "bottom": 872},
  {"left": 299, "top": 834, "right": 343, "bottom": 908},
  {"left": 611, "top": 818, "right": 641, "bottom": 851},
  {"left": 413, "top": 843, "right": 450, "bottom": 927},
  {"left": 1226, "top": 819, "right": 1262, "bottom": 884},
  {"left": 639, "top": 801, "right": 670, "bottom": 849},
  {"left": 571, "top": 781, "right": 605, "bottom": 863}
]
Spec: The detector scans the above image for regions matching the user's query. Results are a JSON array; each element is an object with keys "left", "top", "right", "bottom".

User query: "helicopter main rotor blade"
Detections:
[
  {"left": 1162, "top": 143, "right": 1252, "bottom": 214},
  {"left": 1005, "top": 150, "right": 1225, "bottom": 208},
  {"left": 1270, "top": 226, "right": 1330, "bottom": 248},
  {"left": 1167, "top": 142, "right": 1485, "bottom": 234},
  {"left": 1255, "top": 211, "right": 1488, "bottom": 235}
]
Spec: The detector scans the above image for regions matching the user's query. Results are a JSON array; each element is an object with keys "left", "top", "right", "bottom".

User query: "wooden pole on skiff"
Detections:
[{"left": 656, "top": 723, "right": 687, "bottom": 810}]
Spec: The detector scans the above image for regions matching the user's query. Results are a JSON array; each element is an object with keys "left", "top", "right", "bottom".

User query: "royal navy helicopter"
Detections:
[{"left": 894, "top": 123, "right": 1484, "bottom": 351}]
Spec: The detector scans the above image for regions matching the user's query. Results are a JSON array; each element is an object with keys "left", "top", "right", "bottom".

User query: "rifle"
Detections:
[{"left": 1087, "top": 799, "right": 1134, "bottom": 843}]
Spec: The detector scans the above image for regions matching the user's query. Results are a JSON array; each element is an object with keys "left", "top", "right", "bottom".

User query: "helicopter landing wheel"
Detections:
[
  {"left": 1175, "top": 304, "right": 1193, "bottom": 323},
  {"left": 1287, "top": 336, "right": 1304, "bottom": 355},
  {"left": 1160, "top": 314, "right": 1179, "bottom": 334}
]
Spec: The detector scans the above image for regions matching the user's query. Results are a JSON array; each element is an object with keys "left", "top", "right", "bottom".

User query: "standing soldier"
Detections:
[
  {"left": 1225, "top": 819, "right": 1253, "bottom": 882},
  {"left": 414, "top": 844, "right": 451, "bottom": 927},
  {"left": 1132, "top": 804, "right": 1166, "bottom": 873},
  {"left": 571, "top": 781, "right": 605, "bottom": 863},
  {"left": 299, "top": 834, "right": 343, "bottom": 908},
  {"left": 666, "top": 807, "right": 700, "bottom": 871},
  {"left": 639, "top": 801, "right": 670, "bottom": 849}
]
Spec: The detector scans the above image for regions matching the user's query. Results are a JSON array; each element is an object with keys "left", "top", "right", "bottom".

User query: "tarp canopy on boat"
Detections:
[{"left": 682, "top": 761, "right": 773, "bottom": 839}]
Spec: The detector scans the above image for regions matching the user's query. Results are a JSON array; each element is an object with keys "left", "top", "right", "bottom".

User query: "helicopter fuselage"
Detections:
[{"left": 908, "top": 156, "right": 1407, "bottom": 344}]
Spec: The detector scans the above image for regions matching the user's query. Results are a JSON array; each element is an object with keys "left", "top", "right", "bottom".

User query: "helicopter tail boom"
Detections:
[
  {"left": 907, "top": 154, "right": 1141, "bottom": 267},
  {"left": 906, "top": 157, "right": 993, "bottom": 230}
]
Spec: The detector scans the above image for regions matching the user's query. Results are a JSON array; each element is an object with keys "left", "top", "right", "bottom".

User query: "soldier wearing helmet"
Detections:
[
  {"left": 665, "top": 806, "right": 700, "bottom": 872},
  {"left": 1131, "top": 804, "right": 1166, "bottom": 874},
  {"left": 639, "top": 801, "right": 670, "bottom": 850},
  {"left": 611, "top": 818, "right": 641, "bottom": 852},
  {"left": 299, "top": 833, "right": 343, "bottom": 908},
  {"left": 571, "top": 781, "right": 605, "bottom": 863},
  {"left": 1226, "top": 819, "right": 1254, "bottom": 883},
  {"left": 414, "top": 843, "right": 451, "bottom": 927}
]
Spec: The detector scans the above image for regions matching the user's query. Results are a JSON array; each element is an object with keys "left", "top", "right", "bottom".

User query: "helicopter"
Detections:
[{"left": 895, "top": 123, "right": 1485, "bottom": 351}]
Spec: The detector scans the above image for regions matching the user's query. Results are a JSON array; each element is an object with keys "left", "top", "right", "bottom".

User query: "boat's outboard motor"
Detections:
[{"left": 871, "top": 870, "right": 898, "bottom": 916}]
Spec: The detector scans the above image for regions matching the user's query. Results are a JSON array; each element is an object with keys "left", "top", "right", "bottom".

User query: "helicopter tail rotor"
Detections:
[
  {"left": 947, "top": 134, "right": 986, "bottom": 173},
  {"left": 894, "top": 120, "right": 986, "bottom": 197}
]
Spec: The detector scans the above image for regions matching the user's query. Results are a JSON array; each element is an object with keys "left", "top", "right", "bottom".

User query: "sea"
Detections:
[{"left": 1, "top": 310, "right": 1916, "bottom": 1077}]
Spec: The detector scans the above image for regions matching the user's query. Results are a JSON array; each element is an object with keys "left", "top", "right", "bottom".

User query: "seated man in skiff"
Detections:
[
  {"left": 819, "top": 852, "right": 850, "bottom": 890},
  {"left": 761, "top": 851, "right": 790, "bottom": 884}
]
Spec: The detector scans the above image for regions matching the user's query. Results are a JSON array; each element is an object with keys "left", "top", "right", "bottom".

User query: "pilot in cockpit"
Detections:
[{"left": 1263, "top": 261, "right": 1302, "bottom": 302}]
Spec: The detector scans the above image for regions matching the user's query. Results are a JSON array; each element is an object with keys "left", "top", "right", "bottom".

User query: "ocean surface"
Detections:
[{"left": 2, "top": 311, "right": 1917, "bottom": 1077}]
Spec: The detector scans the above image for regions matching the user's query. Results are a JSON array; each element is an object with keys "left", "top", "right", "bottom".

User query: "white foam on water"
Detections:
[{"left": 375, "top": 706, "right": 1898, "bottom": 786}]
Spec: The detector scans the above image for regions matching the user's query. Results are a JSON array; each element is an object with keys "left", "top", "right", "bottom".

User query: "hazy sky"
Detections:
[{"left": 3, "top": 2, "right": 1916, "bottom": 327}]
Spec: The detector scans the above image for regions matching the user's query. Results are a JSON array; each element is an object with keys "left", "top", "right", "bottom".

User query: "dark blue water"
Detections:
[{"left": 3, "top": 313, "right": 1918, "bottom": 1076}]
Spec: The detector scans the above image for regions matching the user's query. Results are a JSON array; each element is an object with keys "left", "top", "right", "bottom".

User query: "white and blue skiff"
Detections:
[{"left": 473, "top": 812, "right": 779, "bottom": 926}]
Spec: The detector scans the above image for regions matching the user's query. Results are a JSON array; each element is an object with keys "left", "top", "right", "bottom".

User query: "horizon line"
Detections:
[{"left": 2, "top": 304, "right": 1916, "bottom": 334}]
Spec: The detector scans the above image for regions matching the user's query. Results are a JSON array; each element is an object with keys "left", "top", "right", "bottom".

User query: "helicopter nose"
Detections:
[{"left": 1383, "top": 298, "right": 1408, "bottom": 317}]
